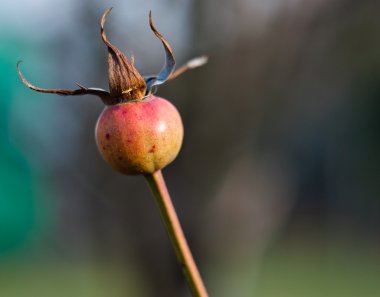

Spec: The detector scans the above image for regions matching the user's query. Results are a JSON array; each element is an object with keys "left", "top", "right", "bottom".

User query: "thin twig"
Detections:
[{"left": 144, "top": 170, "right": 209, "bottom": 297}]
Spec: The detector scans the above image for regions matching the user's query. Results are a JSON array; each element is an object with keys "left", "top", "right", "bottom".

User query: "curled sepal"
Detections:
[
  {"left": 101, "top": 7, "right": 146, "bottom": 101},
  {"left": 144, "top": 55, "right": 209, "bottom": 90},
  {"left": 17, "top": 61, "right": 114, "bottom": 104},
  {"left": 169, "top": 55, "right": 209, "bottom": 81},
  {"left": 145, "top": 11, "right": 176, "bottom": 94}
]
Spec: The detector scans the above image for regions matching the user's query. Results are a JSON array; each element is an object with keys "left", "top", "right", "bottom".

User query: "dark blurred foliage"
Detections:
[{"left": 1, "top": 0, "right": 380, "bottom": 296}]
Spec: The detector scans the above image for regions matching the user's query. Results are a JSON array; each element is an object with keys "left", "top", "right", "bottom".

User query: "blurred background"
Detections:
[{"left": 1, "top": 0, "right": 379, "bottom": 296}]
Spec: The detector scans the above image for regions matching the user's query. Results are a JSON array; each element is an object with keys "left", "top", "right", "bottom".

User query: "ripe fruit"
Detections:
[
  {"left": 17, "top": 8, "right": 206, "bottom": 175},
  {"left": 95, "top": 95, "right": 183, "bottom": 175}
]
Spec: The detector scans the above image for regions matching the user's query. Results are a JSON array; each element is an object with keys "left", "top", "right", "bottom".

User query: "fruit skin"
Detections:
[{"left": 95, "top": 95, "right": 184, "bottom": 175}]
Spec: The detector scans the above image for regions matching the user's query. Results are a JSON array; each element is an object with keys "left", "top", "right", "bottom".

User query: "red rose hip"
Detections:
[{"left": 95, "top": 95, "right": 183, "bottom": 175}]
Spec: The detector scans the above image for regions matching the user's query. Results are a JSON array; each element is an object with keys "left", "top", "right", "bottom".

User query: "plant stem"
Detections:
[{"left": 144, "top": 170, "right": 209, "bottom": 297}]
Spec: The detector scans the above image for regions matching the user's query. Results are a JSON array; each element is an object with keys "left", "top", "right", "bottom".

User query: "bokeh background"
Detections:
[{"left": 1, "top": 0, "right": 379, "bottom": 296}]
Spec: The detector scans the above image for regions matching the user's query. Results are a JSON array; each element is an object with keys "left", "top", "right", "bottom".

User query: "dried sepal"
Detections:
[
  {"left": 145, "top": 12, "right": 176, "bottom": 94},
  {"left": 144, "top": 55, "right": 209, "bottom": 88},
  {"left": 17, "top": 8, "right": 208, "bottom": 105},
  {"left": 17, "top": 61, "right": 113, "bottom": 104},
  {"left": 101, "top": 7, "right": 146, "bottom": 100},
  {"left": 168, "top": 55, "right": 209, "bottom": 81}
]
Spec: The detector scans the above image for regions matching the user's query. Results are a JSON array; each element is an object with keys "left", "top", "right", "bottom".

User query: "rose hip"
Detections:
[{"left": 96, "top": 95, "right": 183, "bottom": 175}]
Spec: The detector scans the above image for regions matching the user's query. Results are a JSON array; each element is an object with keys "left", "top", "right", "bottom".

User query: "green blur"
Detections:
[{"left": 0, "top": 39, "right": 36, "bottom": 252}]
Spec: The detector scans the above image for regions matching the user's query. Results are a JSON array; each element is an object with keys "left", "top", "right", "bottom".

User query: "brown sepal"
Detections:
[
  {"left": 17, "top": 61, "right": 114, "bottom": 104},
  {"left": 101, "top": 8, "right": 146, "bottom": 101},
  {"left": 17, "top": 8, "right": 208, "bottom": 105}
]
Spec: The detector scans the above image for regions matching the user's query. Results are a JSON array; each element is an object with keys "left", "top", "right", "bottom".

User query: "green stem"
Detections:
[{"left": 144, "top": 170, "right": 209, "bottom": 297}]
